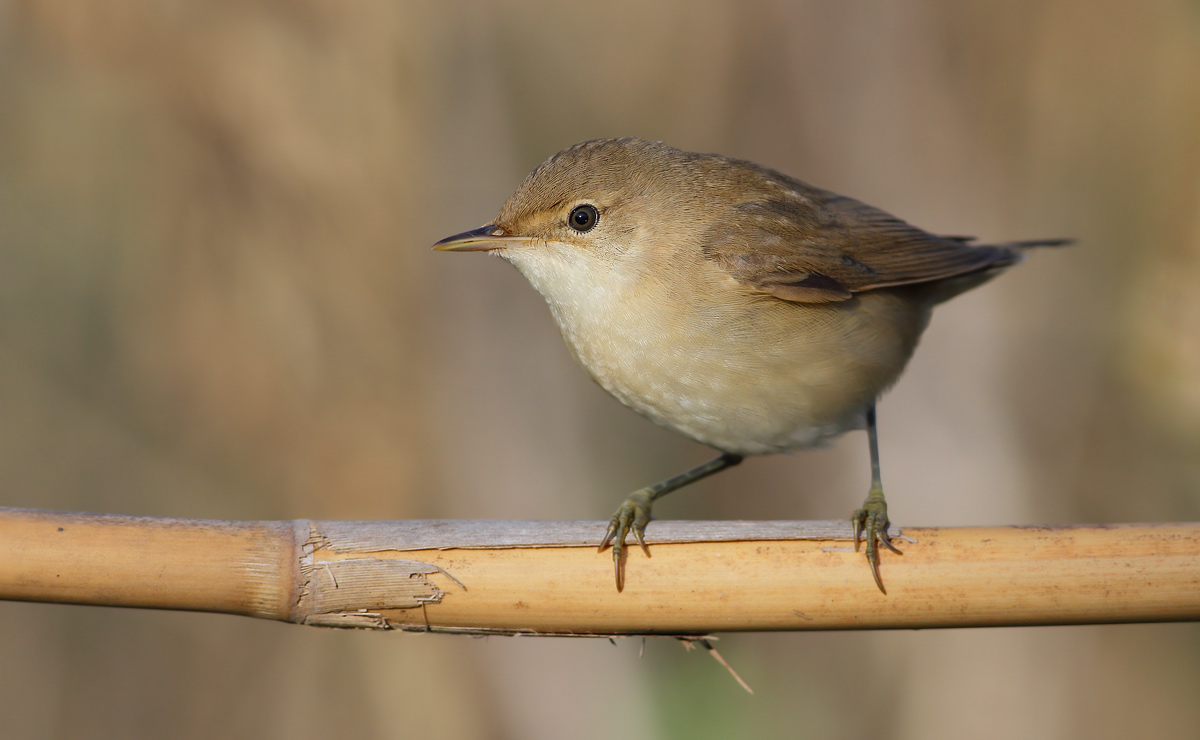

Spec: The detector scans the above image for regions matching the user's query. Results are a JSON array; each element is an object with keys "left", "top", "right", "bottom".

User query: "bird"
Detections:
[{"left": 434, "top": 137, "right": 1067, "bottom": 593}]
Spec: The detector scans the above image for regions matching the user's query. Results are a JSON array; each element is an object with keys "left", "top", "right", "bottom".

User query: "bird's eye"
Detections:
[{"left": 568, "top": 204, "right": 599, "bottom": 233}]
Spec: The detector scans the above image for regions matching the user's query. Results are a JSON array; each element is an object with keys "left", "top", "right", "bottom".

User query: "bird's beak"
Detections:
[{"left": 432, "top": 225, "right": 530, "bottom": 252}]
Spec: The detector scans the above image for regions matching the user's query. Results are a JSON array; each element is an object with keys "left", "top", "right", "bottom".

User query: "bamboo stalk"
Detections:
[{"left": 1, "top": 507, "right": 1197, "bottom": 635}]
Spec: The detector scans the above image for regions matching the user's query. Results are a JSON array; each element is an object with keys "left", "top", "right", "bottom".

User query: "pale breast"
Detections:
[
  {"left": 561, "top": 276, "right": 928, "bottom": 454},
  {"left": 503, "top": 241, "right": 930, "bottom": 455}
]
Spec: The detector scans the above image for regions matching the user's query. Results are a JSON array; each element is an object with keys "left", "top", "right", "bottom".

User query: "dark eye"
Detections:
[{"left": 568, "top": 204, "right": 599, "bottom": 232}]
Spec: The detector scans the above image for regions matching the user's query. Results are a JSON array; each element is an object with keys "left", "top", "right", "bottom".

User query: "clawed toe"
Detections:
[
  {"left": 852, "top": 488, "right": 901, "bottom": 594},
  {"left": 599, "top": 491, "right": 654, "bottom": 592}
]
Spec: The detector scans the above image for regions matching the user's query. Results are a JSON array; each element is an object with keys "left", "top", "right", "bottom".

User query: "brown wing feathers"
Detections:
[{"left": 702, "top": 182, "right": 1065, "bottom": 304}]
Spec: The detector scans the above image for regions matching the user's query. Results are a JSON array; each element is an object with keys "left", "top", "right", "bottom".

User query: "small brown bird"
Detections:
[{"left": 435, "top": 138, "right": 1066, "bottom": 593}]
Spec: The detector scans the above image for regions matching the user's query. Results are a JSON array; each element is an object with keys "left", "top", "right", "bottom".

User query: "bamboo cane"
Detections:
[{"left": 1, "top": 507, "right": 1197, "bottom": 635}]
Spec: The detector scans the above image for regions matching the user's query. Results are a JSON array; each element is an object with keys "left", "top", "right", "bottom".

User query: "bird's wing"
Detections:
[{"left": 701, "top": 182, "right": 1024, "bottom": 304}]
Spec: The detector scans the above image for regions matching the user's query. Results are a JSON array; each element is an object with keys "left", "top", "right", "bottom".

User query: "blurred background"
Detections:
[{"left": 2, "top": 0, "right": 1198, "bottom": 737}]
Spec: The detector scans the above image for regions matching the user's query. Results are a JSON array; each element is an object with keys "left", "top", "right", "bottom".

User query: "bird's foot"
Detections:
[
  {"left": 598, "top": 489, "right": 654, "bottom": 592},
  {"left": 852, "top": 486, "right": 902, "bottom": 594}
]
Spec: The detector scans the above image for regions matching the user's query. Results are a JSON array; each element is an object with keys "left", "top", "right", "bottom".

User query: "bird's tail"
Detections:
[
  {"left": 927, "top": 237, "right": 1072, "bottom": 304},
  {"left": 996, "top": 238, "right": 1074, "bottom": 251}
]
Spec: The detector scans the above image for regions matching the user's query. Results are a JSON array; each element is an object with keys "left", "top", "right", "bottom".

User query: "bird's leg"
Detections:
[
  {"left": 599, "top": 452, "right": 743, "bottom": 591},
  {"left": 852, "top": 403, "right": 902, "bottom": 593}
]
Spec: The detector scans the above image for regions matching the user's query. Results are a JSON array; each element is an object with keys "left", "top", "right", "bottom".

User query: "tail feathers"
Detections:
[
  {"left": 942, "top": 235, "right": 1074, "bottom": 250},
  {"left": 997, "top": 238, "right": 1074, "bottom": 250},
  {"left": 925, "top": 237, "right": 1071, "bottom": 305}
]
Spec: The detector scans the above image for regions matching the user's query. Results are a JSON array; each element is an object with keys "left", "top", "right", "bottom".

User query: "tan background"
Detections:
[{"left": 2, "top": 1, "right": 1199, "bottom": 738}]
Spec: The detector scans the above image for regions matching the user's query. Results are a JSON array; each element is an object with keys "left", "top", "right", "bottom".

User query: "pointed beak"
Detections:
[{"left": 432, "top": 225, "right": 530, "bottom": 252}]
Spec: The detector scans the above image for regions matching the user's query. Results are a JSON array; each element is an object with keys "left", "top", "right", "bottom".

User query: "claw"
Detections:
[
  {"left": 611, "top": 525, "right": 627, "bottom": 592},
  {"left": 601, "top": 489, "right": 654, "bottom": 592},
  {"left": 867, "top": 549, "right": 886, "bottom": 594},
  {"left": 852, "top": 487, "right": 900, "bottom": 594},
  {"left": 599, "top": 520, "right": 618, "bottom": 552},
  {"left": 879, "top": 530, "right": 902, "bottom": 555},
  {"left": 632, "top": 525, "right": 649, "bottom": 557},
  {"left": 632, "top": 506, "right": 651, "bottom": 557}
]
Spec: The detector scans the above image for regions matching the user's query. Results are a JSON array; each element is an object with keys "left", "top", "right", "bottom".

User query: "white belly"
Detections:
[
  {"left": 502, "top": 244, "right": 928, "bottom": 456},
  {"left": 564, "top": 314, "right": 888, "bottom": 455},
  {"left": 559, "top": 291, "right": 926, "bottom": 456}
]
